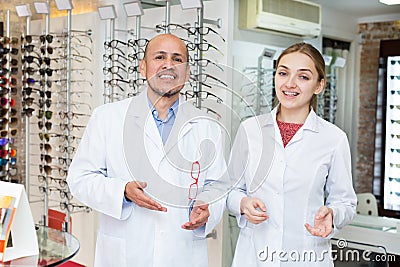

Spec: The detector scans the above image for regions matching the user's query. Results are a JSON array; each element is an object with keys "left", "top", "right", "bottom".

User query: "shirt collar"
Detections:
[
  {"left": 148, "top": 96, "right": 179, "bottom": 122},
  {"left": 263, "top": 105, "right": 320, "bottom": 132}
]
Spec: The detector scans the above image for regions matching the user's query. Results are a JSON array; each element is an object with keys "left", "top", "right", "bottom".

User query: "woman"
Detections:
[{"left": 227, "top": 43, "right": 357, "bottom": 266}]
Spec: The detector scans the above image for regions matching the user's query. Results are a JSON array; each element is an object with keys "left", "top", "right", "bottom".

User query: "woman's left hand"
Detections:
[{"left": 304, "top": 206, "right": 334, "bottom": 238}]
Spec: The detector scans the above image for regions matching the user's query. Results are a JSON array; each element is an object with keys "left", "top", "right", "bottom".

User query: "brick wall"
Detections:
[{"left": 356, "top": 21, "right": 400, "bottom": 193}]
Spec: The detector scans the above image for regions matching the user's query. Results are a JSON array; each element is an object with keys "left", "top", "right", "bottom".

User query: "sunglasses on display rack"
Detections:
[
  {"left": 0, "top": 77, "right": 17, "bottom": 86},
  {"left": 0, "top": 137, "right": 14, "bottom": 146},
  {"left": 38, "top": 121, "right": 53, "bottom": 130},
  {"left": 0, "top": 149, "right": 17, "bottom": 158},
  {"left": 0, "top": 98, "right": 16, "bottom": 107},
  {"left": 37, "top": 110, "right": 53, "bottom": 120},
  {"left": 39, "top": 143, "right": 52, "bottom": 153},
  {"left": 0, "top": 87, "right": 17, "bottom": 95},
  {"left": 0, "top": 117, "right": 18, "bottom": 127},
  {"left": 1, "top": 108, "right": 17, "bottom": 117},
  {"left": 0, "top": 37, "right": 19, "bottom": 45},
  {"left": 39, "top": 164, "right": 68, "bottom": 177},
  {"left": 0, "top": 58, "right": 18, "bottom": 66},
  {"left": 0, "top": 157, "right": 16, "bottom": 166},
  {"left": 0, "top": 67, "right": 18, "bottom": 76},
  {"left": 0, "top": 128, "right": 17, "bottom": 137}
]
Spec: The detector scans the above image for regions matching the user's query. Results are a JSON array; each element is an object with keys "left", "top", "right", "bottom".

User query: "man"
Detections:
[{"left": 67, "top": 34, "right": 227, "bottom": 267}]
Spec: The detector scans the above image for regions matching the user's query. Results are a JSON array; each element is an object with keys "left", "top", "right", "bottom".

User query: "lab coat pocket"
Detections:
[{"left": 95, "top": 232, "right": 126, "bottom": 267}]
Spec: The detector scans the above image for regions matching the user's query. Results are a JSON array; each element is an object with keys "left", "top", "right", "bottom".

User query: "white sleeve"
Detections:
[
  {"left": 66, "top": 107, "right": 134, "bottom": 220},
  {"left": 325, "top": 134, "right": 357, "bottom": 231},
  {"left": 226, "top": 124, "right": 248, "bottom": 228}
]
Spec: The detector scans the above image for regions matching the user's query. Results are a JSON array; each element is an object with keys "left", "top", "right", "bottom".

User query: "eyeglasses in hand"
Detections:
[{"left": 189, "top": 161, "right": 200, "bottom": 200}]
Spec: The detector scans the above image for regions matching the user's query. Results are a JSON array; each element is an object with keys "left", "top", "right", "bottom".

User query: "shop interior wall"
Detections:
[
  {"left": 25, "top": 1, "right": 231, "bottom": 266},
  {"left": 28, "top": 12, "right": 104, "bottom": 267},
  {"left": 356, "top": 20, "right": 400, "bottom": 194}
]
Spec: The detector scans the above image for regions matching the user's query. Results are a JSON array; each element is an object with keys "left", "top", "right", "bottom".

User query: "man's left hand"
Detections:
[{"left": 182, "top": 201, "right": 209, "bottom": 230}]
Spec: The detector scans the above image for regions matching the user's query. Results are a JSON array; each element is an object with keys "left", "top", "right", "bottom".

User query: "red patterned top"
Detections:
[{"left": 277, "top": 120, "right": 304, "bottom": 147}]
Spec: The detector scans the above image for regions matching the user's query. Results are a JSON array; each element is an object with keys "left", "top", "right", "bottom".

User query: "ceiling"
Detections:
[
  {"left": 310, "top": 0, "right": 400, "bottom": 18},
  {"left": 3, "top": 0, "right": 400, "bottom": 20}
]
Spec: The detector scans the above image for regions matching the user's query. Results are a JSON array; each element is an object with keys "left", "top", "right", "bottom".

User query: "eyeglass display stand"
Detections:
[
  {"left": 23, "top": 13, "right": 32, "bottom": 202},
  {"left": 328, "top": 67, "right": 337, "bottom": 123},
  {"left": 165, "top": 0, "right": 171, "bottom": 33},
  {"left": 40, "top": 9, "right": 51, "bottom": 229},
  {"left": 132, "top": 16, "right": 142, "bottom": 97},
  {"left": 193, "top": 7, "right": 204, "bottom": 109},
  {"left": 2, "top": 10, "right": 11, "bottom": 183},
  {"left": 63, "top": 8, "right": 73, "bottom": 234},
  {"left": 105, "top": 18, "right": 116, "bottom": 104}
]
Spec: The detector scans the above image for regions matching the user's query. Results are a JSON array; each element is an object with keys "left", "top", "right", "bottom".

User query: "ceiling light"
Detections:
[
  {"left": 34, "top": 2, "right": 50, "bottom": 14},
  {"left": 15, "top": 4, "right": 32, "bottom": 17},
  {"left": 55, "top": 0, "right": 74, "bottom": 10},
  {"left": 98, "top": 5, "right": 117, "bottom": 20},
  {"left": 123, "top": 1, "right": 144, "bottom": 17},
  {"left": 379, "top": 0, "right": 400, "bottom": 5},
  {"left": 180, "top": 0, "right": 203, "bottom": 9}
]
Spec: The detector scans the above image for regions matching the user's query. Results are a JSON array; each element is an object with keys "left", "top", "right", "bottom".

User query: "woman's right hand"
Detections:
[{"left": 240, "top": 197, "right": 269, "bottom": 224}]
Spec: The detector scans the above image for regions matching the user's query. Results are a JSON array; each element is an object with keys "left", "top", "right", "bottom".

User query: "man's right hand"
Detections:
[{"left": 124, "top": 181, "right": 167, "bottom": 212}]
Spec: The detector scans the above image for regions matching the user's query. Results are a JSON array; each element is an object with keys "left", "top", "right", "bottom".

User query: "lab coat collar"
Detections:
[
  {"left": 263, "top": 105, "right": 320, "bottom": 133},
  {"left": 125, "top": 88, "right": 196, "bottom": 154}
]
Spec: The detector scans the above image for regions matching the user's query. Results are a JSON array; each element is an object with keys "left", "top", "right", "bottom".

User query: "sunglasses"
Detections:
[
  {"left": 22, "top": 107, "right": 35, "bottom": 117},
  {"left": 0, "top": 128, "right": 17, "bottom": 137},
  {"left": 0, "top": 137, "right": 14, "bottom": 146},
  {"left": 0, "top": 36, "right": 19, "bottom": 45},
  {"left": 0, "top": 67, "right": 18, "bottom": 76},
  {"left": 38, "top": 98, "right": 52, "bottom": 108},
  {"left": 0, "top": 157, "right": 16, "bottom": 166},
  {"left": 0, "top": 77, "right": 17, "bottom": 86},
  {"left": 37, "top": 110, "right": 53, "bottom": 120},
  {"left": 38, "top": 121, "right": 52, "bottom": 130},
  {"left": 0, "top": 149, "right": 17, "bottom": 158},
  {"left": 1, "top": 108, "right": 17, "bottom": 117},
  {"left": 39, "top": 143, "right": 52, "bottom": 153},
  {"left": 0, "top": 58, "right": 18, "bottom": 66},
  {"left": 0, "top": 117, "right": 18, "bottom": 126},
  {"left": 0, "top": 87, "right": 17, "bottom": 96},
  {"left": 39, "top": 164, "right": 67, "bottom": 176},
  {"left": 0, "top": 98, "right": 16, "bottom": 107}
]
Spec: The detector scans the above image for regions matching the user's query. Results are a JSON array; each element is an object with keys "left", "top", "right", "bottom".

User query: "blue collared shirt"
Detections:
[{"left": 149, "top": 98, "right": 179, "bottom": 145}]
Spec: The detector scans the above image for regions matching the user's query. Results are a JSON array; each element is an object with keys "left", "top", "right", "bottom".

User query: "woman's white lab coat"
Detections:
[
  {"left": 227, "top": 107, "right": 357, "bottom": 267},
  {"left": 67, "top": 91, "right": 227, "bottom": 267}
]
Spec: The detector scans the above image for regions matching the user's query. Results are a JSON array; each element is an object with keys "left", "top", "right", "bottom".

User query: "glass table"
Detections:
[
  {"left": 333, "top": 214, "right": 400, "bottom": 255},
  {"left": 1, "top": 225, "right": 80, "bottom": 266}
]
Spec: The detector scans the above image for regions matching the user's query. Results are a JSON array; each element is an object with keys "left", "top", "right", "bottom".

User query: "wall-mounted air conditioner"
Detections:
[{"left": 239, "top": 0, "right": 322, "bottom": 38}]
